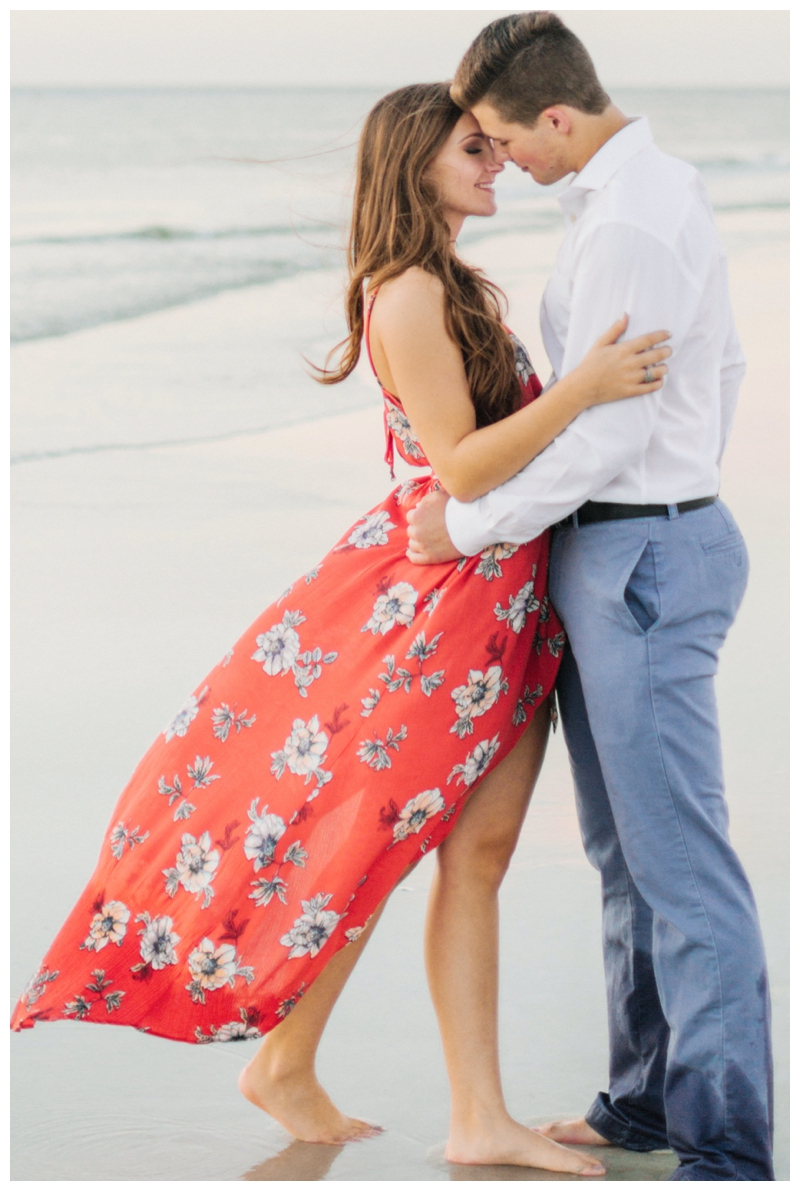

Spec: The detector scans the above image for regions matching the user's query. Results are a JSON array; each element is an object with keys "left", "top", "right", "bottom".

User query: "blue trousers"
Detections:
[{"left": 548, "top": 501, "right": 773, "bottom": 1181}]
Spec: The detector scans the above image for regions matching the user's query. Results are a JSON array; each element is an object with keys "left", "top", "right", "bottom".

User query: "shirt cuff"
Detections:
[{"left": 445, "top": 495, "right": 494, "bottom": 557}]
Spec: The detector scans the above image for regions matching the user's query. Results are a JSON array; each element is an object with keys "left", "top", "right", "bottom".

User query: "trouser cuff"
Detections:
[{"left": 586, "top": 1093, "right": 669, "bottom": 1152}]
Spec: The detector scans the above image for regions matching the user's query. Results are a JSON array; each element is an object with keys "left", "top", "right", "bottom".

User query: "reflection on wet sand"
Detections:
[
  {"left": 446, "top": 1149, "right": 678, "bottom": 1182},
  {"left": 242, "top": 1138, "right": 344, "bottom": 1181},
  {"left": 244, "top": 1134, "right": 679, "bottom": 1182},
  {"left": 448, "top": 1163, "right": 593, "bottom": 1182},
  {"left": 447, "top": 1150, "right": 678, "bottom": 1181},
  {"left": 428, "top": 1134, "right": 679, "bottom": 1182}
]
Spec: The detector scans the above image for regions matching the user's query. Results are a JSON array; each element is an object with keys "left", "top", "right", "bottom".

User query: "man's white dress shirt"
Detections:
[{"left": 446, "top": 117, "right": 746, "bottom": 555}]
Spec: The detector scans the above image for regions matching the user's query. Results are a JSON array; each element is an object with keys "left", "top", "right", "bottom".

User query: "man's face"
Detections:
[{"left": 470, "top": 100, "right": 572, "bottom": 186}]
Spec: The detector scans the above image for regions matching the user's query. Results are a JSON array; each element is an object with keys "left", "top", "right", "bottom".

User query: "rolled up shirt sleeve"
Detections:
[{"left": 446, "top": 222, "right": 702, "bottom": 555}]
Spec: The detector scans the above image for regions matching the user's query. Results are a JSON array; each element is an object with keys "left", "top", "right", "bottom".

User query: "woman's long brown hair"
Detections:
[{"left": 315, "top": 82, "right": 520, "bottom": 428}]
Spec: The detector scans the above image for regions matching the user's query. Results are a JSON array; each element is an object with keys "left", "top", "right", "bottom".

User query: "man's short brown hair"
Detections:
[{"left": 451, "top": 12, "right": 610, "bottom": 126}]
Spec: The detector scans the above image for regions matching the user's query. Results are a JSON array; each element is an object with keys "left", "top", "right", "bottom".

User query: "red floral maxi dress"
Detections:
[{"left": 11, "top": 303, "right": 564, "bottom": 1045}]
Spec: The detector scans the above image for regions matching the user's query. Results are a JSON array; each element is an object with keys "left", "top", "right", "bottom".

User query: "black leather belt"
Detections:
[{"left": 554, "top": 495, "right": 717, "bottom": 530}]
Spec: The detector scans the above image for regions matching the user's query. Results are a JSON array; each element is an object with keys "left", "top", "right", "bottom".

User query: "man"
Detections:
[{"left": 407, "top": 12, "right": 773, "bottom": 1182}]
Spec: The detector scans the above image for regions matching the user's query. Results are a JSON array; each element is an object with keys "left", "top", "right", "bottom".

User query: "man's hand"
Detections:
[{"left": 406, "top": 489, "right": 463, "bottom": 565}]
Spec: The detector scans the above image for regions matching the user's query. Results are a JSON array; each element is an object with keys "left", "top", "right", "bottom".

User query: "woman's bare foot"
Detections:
[
  {"left": 535, "top": 1118, "right": 611, "bottom": 1146},
  {"left": 238, "top": 1060, "right": 381, "bottom": 1145},
  {"left": 446, "top": 1115, "right": 606, "bottom": 1176}
]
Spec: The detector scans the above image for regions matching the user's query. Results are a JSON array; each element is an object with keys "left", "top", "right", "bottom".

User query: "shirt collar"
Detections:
[{"left": 558, "top": 116, "right": 653, "bottom": 215}]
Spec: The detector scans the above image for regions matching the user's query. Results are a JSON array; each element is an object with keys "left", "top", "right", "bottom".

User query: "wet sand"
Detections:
[{"left": 11, "top": 213, "right": 788, "bottom": 1179}]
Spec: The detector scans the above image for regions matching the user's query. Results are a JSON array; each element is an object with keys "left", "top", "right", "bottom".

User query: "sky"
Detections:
[{"left": 10, "top": 9, "right": 790, "bottom": 90}]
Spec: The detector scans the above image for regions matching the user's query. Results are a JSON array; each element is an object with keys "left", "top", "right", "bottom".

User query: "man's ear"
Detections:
[{"left": 539, "top": 106, "right": 573, "bottom": 136}]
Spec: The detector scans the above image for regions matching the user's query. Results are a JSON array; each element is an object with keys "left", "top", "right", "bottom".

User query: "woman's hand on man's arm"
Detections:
[{"left": 406, "top": 489, "right": 461, "bottom": 565}]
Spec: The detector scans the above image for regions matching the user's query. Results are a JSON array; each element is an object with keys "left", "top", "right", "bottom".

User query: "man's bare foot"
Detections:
[
  {"left": 238, "top": 1060, "right": 381, "bottom": 1145},
  {"left": 535, "top": 1118, "right": 611, "bottom": 1146},
  {"left": 446, "top": 1116, "right": 605, "bottom": 1176}
]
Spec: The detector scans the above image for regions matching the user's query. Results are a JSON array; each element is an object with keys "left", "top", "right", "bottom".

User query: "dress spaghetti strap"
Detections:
[
  {"left": 363, "top": 287, "right": 380, "bottom": 380},
  {"left": 363, "top": 287, "right": 397, "bottom": 478}
]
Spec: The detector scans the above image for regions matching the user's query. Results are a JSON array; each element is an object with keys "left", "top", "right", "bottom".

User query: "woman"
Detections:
[{"left": 11, "top": 84, "right": 669, "bottom": 1175}]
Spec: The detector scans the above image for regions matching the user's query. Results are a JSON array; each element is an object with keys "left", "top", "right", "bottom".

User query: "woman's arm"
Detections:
[{"left": 370, "top": 269, "right": 671, "bottom": 503}]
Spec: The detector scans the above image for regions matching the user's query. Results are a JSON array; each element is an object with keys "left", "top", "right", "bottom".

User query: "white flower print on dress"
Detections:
[
  {"left": 187, "top": 755, "right": 220, "bottom": 790},
  {"left": 284, "top": 841, "right": 308, "bottom": 867},
  {"left": 447, "top": 735, "right": 501, "bottom": 787},
  {"left": 547, "top": 631, "right": 566, "bottom": 658},
  {"left": 342, "top": 510, "right": 396, "bottom": 550},
  {"left": 253, "top": 609, "right": 337, "bottom": 697},
  {"left": 270, "top": 716, "right": 332, "bottom": 789},
  {"left": 249, "top": 875, "right": 289, "bottom": 907},
  {"left": 393, "top": 478, "right": 423, "bottom": 506},
  {"left": 185, "top": 939, "right": 254, "bottom": 1004},
  {"left": 362, "top": 581, "right": 418, "bottom": 636},
  {"left": 63, "top": 970, "right": 125, "bottom": 1020},
  {"left": 376, "top": 631, "right": 446, "bottom": 700},
  {"left": 474, "top": 543, "right": 520, "bottom": 582},
  {"left": 512, "top": 683, "right": 543, "bottom": 726},
  {"left": 22, "top": 966, "right": 59, "bottom": 1008},
  {"left": 163, "top": 832, "right": 220, "bottom": 909},
  {"left": 280, "top": 893, "right": 342, "bottom": 959},
  {"left": 211, "top": 703, "right": 256, "bottom": 743},
  {"left": 244, "top": 808, "right": 308, "bottom": 907},
  {"left": 508, "top": 331, "right": 535, "bottom": 386},
  {"left": 292, "top": 646, "right": 338, "bottom": 698},
  {"left": 173, "top": 800, "right": 196, "bottom": 821},
  {"left": 163, "top": 685, "right": 208, "bottom": 742},
  {"left": 275, "top": 983, "right": 306, "bottom": 1019},
  {"left": 81, "top": 900, "right": 130, "bottom": 952},
  {"left": 195, "top": 1007, "right": 263, "bottom": 1044},
  {"left": 357, "top": 724, "right": 408, "bottom": 771},
  {"left": 62, "top": 994, "right": 93, "bottom": 1020},
  {"left": 494, "top": 580, "right": 540, "bottom": 634},
  {"left": 109, "top": 821, "right": 149, "bottom": 860},
  {"left": 158, "top": 773, "right": 183, "bottom": 805},
  {"left": 88, "top": 970, "right": 125, "bottom": 1012},
  {"left": 360, "top": 688, "right": 382, "bottom": 717},
  {"left": 378, "top": 655, "right": 413, "bottom": 694},
  {"left": 384, "top": 400, "right": 425, "bottom": 461},
  {"left": 391, "top": 789, "right": 445, "bottom": 843},
  {"left": 133, "top": 912, "right": 180, "bottom": 971},
  {"left": 406, "top": 630, "right": 442, "bottom": 664},
  {"left": 252, "top": 610, "right": 304, "bottom": 676},
  {"left": 424, "top": 588, "right": 443, "bottom": 616},
  {"left": 244, "top": 799, "right": 287, "bottom": 871},
  {"left": 406, "top": 631, "right": 446, "bottom": 696},
  {"left": 450, "top": 666, "right": 508, "bottom": 738}
]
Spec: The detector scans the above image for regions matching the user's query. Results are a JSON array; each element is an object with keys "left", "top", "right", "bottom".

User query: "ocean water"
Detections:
[{"left": 11, "top": 86, "right": 789, "bottom": 344}]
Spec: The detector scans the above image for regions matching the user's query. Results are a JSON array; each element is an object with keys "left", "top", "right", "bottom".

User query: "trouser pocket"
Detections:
[{"left": 623, "top": 541, "right": 660, "bottom": 633}]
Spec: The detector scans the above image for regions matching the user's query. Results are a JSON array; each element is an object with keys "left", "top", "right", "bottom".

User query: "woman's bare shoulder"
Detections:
[{"left": 373, "top": 268, "right": 445, "bottom": 325}]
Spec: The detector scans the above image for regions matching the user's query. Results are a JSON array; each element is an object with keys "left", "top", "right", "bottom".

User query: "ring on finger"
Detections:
[{"left": 643, "top": 366, "right": 654, "bottom": 383}]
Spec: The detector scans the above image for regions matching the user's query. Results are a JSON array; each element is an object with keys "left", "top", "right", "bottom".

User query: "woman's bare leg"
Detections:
[
  {"left": 239, "top": 901, "right": 387, "bottom": 1143},
  {"left": 424, "top": 703, "right": 605, "bottom": 1176}
]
